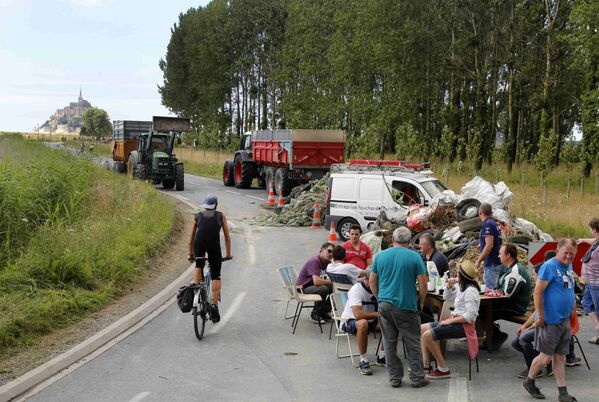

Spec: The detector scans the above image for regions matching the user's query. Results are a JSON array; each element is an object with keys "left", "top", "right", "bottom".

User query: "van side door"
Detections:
[{"left": 356, "top": 177, "right": 384, "bottom": 230}]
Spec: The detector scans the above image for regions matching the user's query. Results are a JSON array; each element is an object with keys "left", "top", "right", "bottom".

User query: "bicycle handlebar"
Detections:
[{"left": 189, "top": 255, "right": 233, "bottom": 263}]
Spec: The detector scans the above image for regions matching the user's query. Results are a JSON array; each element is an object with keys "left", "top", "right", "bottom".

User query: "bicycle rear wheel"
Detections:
[{"left": 193, "top": 291, "right": 207, "bottom": 340}]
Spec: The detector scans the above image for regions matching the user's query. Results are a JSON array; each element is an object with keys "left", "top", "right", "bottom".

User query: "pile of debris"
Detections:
[{"left": 242, "top": 174, "right": 329, "bottom": 227}]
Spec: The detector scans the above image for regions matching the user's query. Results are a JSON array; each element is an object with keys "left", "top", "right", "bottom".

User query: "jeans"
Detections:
[
  {"left": 511, "top": 329, "right": 538, "bottom": 367},
  {"left": 378, "top": 302, "right": 425, "bottom": 383},
  {"left": 302, "top": 285, "right": 332, "bottom": 315},
  {"left": 483, "top": 263, "right": 503, "bottom": 289}
]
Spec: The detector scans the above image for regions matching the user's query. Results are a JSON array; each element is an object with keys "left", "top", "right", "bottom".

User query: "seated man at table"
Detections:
[
  {"left": 295, "top": 242, "right": 334, "bottom": 324},
  {"left": 340, "top": 270, "right": 385, "bottom": 375},
  {"left": 484, "top": 243, "right": 531, "bottom": 350},
  {"left": 327, "top": 245, "right": 365, "bottom": 284},
  {"left": 419, "top": 233, "right": 449, "bottom": 278}
]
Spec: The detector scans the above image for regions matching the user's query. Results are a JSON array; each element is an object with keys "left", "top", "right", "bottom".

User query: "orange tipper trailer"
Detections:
[{"left": 111, "top": 120, "right": 152, "bottom": 173}]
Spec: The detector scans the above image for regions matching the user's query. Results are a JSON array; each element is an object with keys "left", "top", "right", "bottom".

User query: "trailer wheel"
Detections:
[
  {"left": 337, "top": 218, "right": 359, "bottom": 242},
  {"left": 127, "top": 156, "right": 136, "bottom": 178},
  {"left": 234, "top": 155, "right": 252, "bottom": 189},
  {"left": 265, "top": 167, "right": 276, "bottom": 194},
  {"left": 223, "top": 160, "right": 234, "bottom": 187},
  {"left": 136, "top": 163, "right": 147, "bottom": 181},
  {"left": 275, "top": 168, "right": 292, "bottom": 197},
  {"left": 175, "top": 164, "right": 184, "bottom": 191}
]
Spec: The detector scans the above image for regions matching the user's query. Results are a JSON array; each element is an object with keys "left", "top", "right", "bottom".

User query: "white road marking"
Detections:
[
  {"left": 127, "top": 391, "right": 151, "bottom": 402},
  {"left": 205, "top": 185, "right": 218, "bottom": 189},
  {"left": 208, "top": 292, "right": 246, "bottom": 334},
  {"left": 245, "top": 226, "right": 255, "bottom": 265},
  {"left": 171, "top": 194, "right": 199, "bottom": 210},
  {"left": 224, "top": 190, "right": 242, "bottom": 195},
  {"left": 447, "top": 376, "right": 468, "bottom": 402},
  {"left": 245, "top": 195, "right": 266, "bottom": 201}
]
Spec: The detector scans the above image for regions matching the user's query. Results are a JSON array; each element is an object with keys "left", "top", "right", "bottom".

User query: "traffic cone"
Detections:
[
  {"left": 328, "top": 221, "right": 337, "bottom": 243},
  {"left": 311, "top": 201, "right": 321, "bottom": 228},
  {"left": 266, "top": 185, "right": 276, "bottom": 207},
  {"left": 277, "top": 194, "right": 285, "bottom": 207}
]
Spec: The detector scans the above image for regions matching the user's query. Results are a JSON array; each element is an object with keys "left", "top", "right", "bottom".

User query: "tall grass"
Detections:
[{"left": 0, "top": 134, "right": 174, "bottom": 356}]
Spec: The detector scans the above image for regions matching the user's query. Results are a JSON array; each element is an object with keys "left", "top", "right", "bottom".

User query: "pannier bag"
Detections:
[{"left": 177, "top": 284, "right": 195, "bottom": 313}]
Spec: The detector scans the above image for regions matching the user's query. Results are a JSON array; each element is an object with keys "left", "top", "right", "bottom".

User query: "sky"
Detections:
[{"left": 0, "top": 0, "right": 210, "bottom": 132}]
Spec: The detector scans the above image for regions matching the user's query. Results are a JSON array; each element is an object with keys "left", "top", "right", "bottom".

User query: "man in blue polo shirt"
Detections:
[
  {"left": 475, "top": 202, "right": 502, "bottom": 289},
  {"left": 370, "top": 226, "right": 429, "bottom": 389},
  {"left": 522, "top": 239, "right": 577, "bottom": 402}
]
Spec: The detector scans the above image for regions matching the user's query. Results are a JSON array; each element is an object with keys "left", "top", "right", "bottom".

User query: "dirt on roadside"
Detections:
[{"left": 0, "top": 197, "right": 196, "bottom": 386}]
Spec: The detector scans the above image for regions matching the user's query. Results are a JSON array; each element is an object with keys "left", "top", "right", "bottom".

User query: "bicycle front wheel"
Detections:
[{"left": 193, "top": 304, "right": 206, "bottom": 340}]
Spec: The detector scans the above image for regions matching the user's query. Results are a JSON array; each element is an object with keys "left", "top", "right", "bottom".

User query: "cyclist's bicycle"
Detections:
[{"left": 189, "top": 256, "right": 231, "bottom": 340}]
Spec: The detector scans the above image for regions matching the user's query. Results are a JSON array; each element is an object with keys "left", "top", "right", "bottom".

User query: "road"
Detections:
[{"left": 23, "top": 172, "right": 599, "bottom": 402}]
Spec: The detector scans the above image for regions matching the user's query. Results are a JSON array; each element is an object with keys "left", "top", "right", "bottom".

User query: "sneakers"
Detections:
[
  {"left": 390, "top": 379, "right": 401, "bottom": 388},
  {"left": 359, "top": 360, "right": 373, "bottom": 376},
  {"left": 376, "top": 355, "right": 386, "bottom": 367},
  {"left": 310, "top": 311, "right": 325, "bottom": 324},
  {"left": 426, "top": 368, "right": 451, "bottom": 379},
  {"left": 411, "top": 378, "right": 430, "bottom": 388},
  {"left": 558, "top": 394, "right": 578, "bottom": 402},
  {"left": 522, "top": 380, "right": 546, "bottom": 399},
  {"left": 566, "top": 357, "right": 582, "bottom": 367},
  {"left": 320, "top": 312, "right": 332, "bottom": 321},
  {"left": 210, "top": 304, "right": 220, "bottom": 323}
]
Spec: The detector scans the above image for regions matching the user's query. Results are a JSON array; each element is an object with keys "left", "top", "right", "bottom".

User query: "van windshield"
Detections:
[{"left": 421, "top": 180, "right": 448, "bottom": 197}]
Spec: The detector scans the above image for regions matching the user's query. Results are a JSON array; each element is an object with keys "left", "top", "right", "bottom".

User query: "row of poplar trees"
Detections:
[{"left": 159, "top": 0, "right": 599, "bottom": 176}]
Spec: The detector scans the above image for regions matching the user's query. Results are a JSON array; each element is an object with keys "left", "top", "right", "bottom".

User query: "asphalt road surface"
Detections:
[{"left": 25, "top": 173, "right": 599, "bottom": 402}]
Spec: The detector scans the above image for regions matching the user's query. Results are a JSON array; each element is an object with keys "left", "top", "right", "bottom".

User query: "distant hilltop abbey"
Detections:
[{"left": 39, "top": 89, "right": 92, "bottom": 134}]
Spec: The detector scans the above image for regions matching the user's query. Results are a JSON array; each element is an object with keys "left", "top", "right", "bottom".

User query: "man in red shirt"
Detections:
[{"left": 342, "top": 225, "right": 373, "bottom": 270}]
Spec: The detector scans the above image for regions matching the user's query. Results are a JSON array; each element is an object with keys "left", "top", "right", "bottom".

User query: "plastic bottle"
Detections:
[{"left": 427, "top": 262, "right": 438, "bottom": 292}]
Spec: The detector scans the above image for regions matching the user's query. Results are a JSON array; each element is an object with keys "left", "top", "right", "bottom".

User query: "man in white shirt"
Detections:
[
  {"left": 340, "top": 270, "right": 385, "bottom": 375},
  {"left": 327, "top": 245, "right": 365, "bottom": 284}
]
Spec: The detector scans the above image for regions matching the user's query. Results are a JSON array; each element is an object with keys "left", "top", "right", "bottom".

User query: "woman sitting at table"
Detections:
[{"left": 420, "top": 260, "right": 481, "bottom": 379}]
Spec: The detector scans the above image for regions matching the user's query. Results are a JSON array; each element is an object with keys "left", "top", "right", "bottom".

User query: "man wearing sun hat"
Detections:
[{"left": 189, "top": 195, "right": 232, "bottom": 323}]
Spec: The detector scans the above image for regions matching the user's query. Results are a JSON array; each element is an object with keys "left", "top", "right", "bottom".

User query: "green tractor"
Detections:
[{"left": 128, "top": 116, "right": 190, "bottom": 191}]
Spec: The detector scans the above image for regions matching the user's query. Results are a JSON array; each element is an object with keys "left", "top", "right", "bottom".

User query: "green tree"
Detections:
[{"left": 81, "top": 108, "right": 111, "bottom": 139}]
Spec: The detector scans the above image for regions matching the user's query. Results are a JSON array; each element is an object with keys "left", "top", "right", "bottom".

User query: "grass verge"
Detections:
[{"left": 0, "top": 134, "right": 175, "bottom": 359}]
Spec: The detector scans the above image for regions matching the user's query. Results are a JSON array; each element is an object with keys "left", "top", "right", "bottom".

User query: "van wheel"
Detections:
[{"left": 337, "top": 218, "right": 358, "bottom": 242}]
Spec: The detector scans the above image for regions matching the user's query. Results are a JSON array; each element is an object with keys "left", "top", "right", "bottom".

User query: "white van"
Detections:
[{"left": 323, "top": 163, "right": 449, "bottom": 241}]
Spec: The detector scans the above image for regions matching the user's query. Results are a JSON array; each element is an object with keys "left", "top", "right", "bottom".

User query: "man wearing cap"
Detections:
[
  {"left": 340, "top": 270, "right": 385, "bottom": 375},
  {"left": 189, "top": 195, "right": 232, "bottom": 323},
  {"left": 370, "top": 226, "right": 429, "bottom": 389}
]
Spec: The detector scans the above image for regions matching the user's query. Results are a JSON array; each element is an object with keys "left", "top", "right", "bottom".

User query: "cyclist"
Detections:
[{"left": 188, "top": 195, "right": 232, "bottom": 323}]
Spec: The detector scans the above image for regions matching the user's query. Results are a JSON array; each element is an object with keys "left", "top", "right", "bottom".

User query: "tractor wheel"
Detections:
[
  {"left": 175, "top": 164, "right": 184, "bottom": 191},
  {"left": 265, "top": 167, "right": 276, "bottom": 194},
  {"left": 234, "top": 155, "right": 252, "bottom": 189},
  {"left": 274, "top": 168, "right": 292, "bottom": 197},
  {"left": 162, "top": 179, "right": 175, "bottom": 190},
  {"left": 136, "top": 163, "right": 147, "bottom": 181},
  {"left": 223, "top": 160, "right": 234, "bottom": 187}
]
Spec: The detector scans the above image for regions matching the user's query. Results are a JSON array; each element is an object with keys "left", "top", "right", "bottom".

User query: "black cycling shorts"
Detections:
[{"left": 194, "top": 243, "right": 222, "bottom": 280}]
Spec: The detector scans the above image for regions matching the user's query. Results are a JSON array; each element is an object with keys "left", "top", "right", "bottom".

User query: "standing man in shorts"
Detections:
[
  {"left": 581, "top": 217, "right": 599, "bottom": 344},
  {"left": 189, "top": 195, "right": 232, "bottom": 323},
  {"left": 522, "top": 239, "right": 577, "bottom": 402}
]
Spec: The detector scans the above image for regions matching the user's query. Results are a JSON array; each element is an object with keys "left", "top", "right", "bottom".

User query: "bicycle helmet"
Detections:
[{"left": 202, "top": 195, "right": 218, "bottom": 210}]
